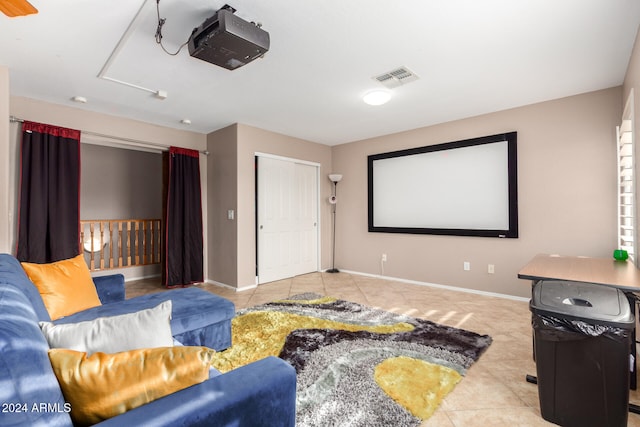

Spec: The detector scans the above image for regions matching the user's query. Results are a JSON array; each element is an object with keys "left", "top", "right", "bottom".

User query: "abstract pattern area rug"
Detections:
[{"left": 210, "top": 293, "right": 492, "bottom": 427}]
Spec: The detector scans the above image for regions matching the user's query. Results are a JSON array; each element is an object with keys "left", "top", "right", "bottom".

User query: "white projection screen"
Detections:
[{"left": 368, "top": 132, "right": 518, "bottom": 238}]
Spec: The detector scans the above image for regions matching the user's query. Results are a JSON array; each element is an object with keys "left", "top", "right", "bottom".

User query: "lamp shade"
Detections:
[
  {"left": 83, "top": 236, "right": 106, "bottom": 253},
  {"left": 329, "top": 174, "right": 343, "bottom": 183}
]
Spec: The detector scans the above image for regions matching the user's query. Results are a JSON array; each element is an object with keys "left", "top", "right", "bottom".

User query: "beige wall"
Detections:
[
  {"left": 332, "top": 87, "right": 622, "bottom": 298},
  {"left": 207, "top": 124, "right": 239, "bottom": 286},
  {"left": 10, "top": 96, "right": 205, "bottom": 150},
  {"left": 81, "top": 144, "right": 162, "bottom": 219}
]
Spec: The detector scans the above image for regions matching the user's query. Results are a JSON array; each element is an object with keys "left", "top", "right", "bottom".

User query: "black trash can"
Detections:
[{"left": 530, "top": 280, "right": 635, "bottom": 427}]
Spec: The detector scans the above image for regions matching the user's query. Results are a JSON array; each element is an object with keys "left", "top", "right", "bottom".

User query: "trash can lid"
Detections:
[{"left": 530, "top": 280, "right": 634, "bottom": 328}]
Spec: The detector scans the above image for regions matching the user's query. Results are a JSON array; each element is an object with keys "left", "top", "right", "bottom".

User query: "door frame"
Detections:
[{"left": 255, "top": 152, "right": 321, "bottom": 283}]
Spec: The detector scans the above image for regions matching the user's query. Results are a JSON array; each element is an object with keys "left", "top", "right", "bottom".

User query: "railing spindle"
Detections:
[
  {"left": 108, "top": 222, "right": 114, "bottom": 268},
  {"left": 118, "top": 221, "right": 123, "bottom": 267},
  {"left": 89, "top": 223, "right": 95, "bottom": 271},
  {"left": 99, "top": 222, "right": 105, "bottom": 270}
]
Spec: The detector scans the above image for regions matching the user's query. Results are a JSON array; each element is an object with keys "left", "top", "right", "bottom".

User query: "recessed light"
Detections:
[
  {"left": 180, "top": 119, "right": 192, "bottom": 125},
  {"left": 363, "top": 90, "right": 391, "bottom": 106},
  {"left": 71, "top": 96, "right": 87, "bottom": 103}
]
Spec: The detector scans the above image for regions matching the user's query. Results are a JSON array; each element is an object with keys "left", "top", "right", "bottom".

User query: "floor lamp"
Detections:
[{"left": 327, "top": 173, "right": 342, "bottom": 273}]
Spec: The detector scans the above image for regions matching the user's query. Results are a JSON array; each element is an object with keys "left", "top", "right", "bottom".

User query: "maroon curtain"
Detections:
[
  {"left": 164, "top": 146, "right": 203, "bottom": 287},
  {"left": 16, "top": 121, "right": 81, "bottom": 263}
]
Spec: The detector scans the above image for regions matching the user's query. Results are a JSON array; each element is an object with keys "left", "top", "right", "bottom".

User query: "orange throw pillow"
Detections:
[{"left": 22, "top": 254, "right": 102, "bottom": 320}]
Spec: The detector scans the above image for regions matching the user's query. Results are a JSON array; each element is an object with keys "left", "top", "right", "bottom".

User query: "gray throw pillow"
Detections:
[{"left": 39, "top": 300, "right": 174, "bottom": 355}]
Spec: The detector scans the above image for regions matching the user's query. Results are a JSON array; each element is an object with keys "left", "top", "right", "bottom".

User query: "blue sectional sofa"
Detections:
[{"left": 0, "top": 253, "right": 297, "bottom": 426}]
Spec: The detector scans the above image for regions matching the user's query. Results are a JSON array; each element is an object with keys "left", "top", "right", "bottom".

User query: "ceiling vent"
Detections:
[{"left": 374, "top": 66, "right": 419, "bottom": 89}]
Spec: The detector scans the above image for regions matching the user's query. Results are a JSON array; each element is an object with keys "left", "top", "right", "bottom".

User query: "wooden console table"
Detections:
[{"left": 518, "top": 253, "right": 640, "bottom": 414}]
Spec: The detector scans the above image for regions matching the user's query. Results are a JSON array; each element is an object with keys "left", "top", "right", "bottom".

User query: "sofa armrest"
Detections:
[
  {"left": 95, "top": 356, "right": 297, "bottom": 427},
  {"left": 92, "top": 274, "right": 125, "bottom": 304}
]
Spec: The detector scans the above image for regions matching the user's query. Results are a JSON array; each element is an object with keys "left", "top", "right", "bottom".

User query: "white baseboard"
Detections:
[
  {"left": 339, "top": 269, "right": 530, "bottom": 302},
  {"left": 204, "top": 279, "right": 257, "bottom": 293},
  {"left": 120, "top": 275, "right": 256, "bottom": 293},
  {"left": 204, "top": 270, "right": 530, "bottom": 301},
  {"left": 123, "top": 274, "right": 161, "bottom": 283}
]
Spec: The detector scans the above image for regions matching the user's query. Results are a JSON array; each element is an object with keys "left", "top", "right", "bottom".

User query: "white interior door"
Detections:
[{"left": 257, "top": 155, "right": 319, "bottom": 284}]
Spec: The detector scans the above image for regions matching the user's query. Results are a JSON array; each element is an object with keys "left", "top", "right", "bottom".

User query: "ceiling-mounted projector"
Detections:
[{"left": 188, "top": 5, "right": 270, "bottom": 70}]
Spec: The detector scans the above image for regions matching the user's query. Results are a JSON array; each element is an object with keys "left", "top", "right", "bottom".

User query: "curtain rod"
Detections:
[{"left": 8, "top": 116, "right": 209, "bottom": 155}]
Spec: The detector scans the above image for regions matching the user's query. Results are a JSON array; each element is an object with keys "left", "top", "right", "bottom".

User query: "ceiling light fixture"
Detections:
[
  {"left": 72, "top": 96, "right": 88, "bottom": 103},
  {"left": 363, "top": 90, "right": 391, "bottom": 106},
  {"left": 180, "top": 119, "right": 192, "bottom": 125}
]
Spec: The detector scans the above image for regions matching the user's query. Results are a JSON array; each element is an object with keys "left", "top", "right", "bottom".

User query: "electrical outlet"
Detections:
[
  {"left": 488, "top": 264, "right": 495, "bottom": 274},
  {"left": 381, "top": 253, "right": 387, "bottom": 262},
  {"left": 463, "top": 261, "right": 470, "bottom": 271}
]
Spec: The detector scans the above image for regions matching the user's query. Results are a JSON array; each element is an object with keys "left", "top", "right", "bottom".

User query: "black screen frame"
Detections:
[{"left": 367, "top": 132, "right": 518, "bottom": 238}]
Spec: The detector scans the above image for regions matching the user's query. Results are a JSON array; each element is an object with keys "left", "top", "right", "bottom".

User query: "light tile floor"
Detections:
[{"left": 127, "top": 272, "right": 640, "bottom": 426}]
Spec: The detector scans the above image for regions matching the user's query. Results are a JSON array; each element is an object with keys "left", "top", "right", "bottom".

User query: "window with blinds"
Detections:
[{"left": 617, "top": 90, "right": 635, "bottom": 264}]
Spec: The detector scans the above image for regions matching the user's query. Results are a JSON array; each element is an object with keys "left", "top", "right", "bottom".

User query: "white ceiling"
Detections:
[{"left": 1, "top": 0, "right": 639, "bottom": 145}]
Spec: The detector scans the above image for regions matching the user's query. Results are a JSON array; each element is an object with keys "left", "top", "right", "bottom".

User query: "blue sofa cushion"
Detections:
[
  {"left": 0, "top": 254, "right": 51, "bottom": 322},
  {"left": 174, "top": 321, "right": 232, "bottom": 351},
  {"left": 92, "top": 274, "right": 126, "bottom": 304},
  {"left": 0, "top": 284, "right": 72, "bottom": 427},
  {"left": 54, "top": 288, "right": 235, "bottom": 350},
  {"left": 95, "top": 356, "right": 297, "bottom": 427}
]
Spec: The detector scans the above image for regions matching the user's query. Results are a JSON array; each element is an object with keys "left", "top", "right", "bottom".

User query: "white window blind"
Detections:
[{"left": 617, "top": 103, "right": 636, "bottom": 263}]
